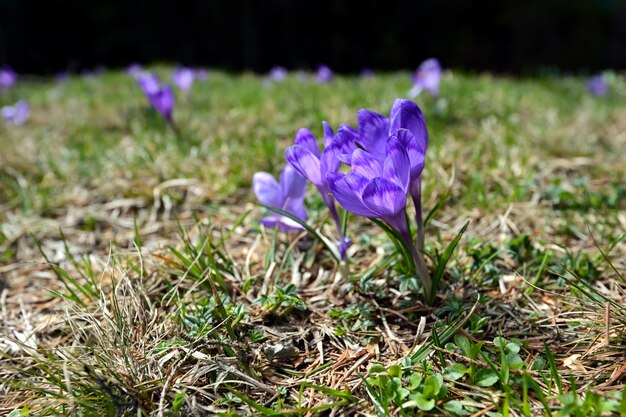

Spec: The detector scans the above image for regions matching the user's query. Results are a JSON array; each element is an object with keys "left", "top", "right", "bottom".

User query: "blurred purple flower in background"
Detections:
[
  {"left": 137, "top": 73, "right": 174, "bottom": 121},
  {"left": 269, "top": 66, "right": 288, "bottom": 82},
  {"left": 0, "top": 66, "right": 17, "bottom": 89},
  {"left": 127, "top": 63, "right": 143, "bottom": 79},
  {"left": 253, "top": 165, "right": 308, "bottom": 232},
  {"left": 55, "top": 71, "right": 70, "bottom": 83},
  {"left": 587, "top": 72, "right": 608, "bottom": 97},
  {"left": 172, "top": 67, "right": 195, "bottom": 92},
  {"left": 147, "top": 85, "right": 174, "bottom": 121},
  {"left": 410, "top": 58, "right": 442, "bottom": 98},
  {"left": 360, "top": 68, "right": 374, "bottom": 78},
  {"left": 195, "top": 68, "right": 208, "bottom": 81},
  {"left": 1, "top": 100, "right": 30, "bottom": 126},
  {"left": 137, "top": 73, "right": 161, "bottom": 95},
  {"left": 316, "top": 65, "right": 334, "bottom": 83}
]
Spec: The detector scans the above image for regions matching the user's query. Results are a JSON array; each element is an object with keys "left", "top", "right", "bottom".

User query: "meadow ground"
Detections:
[{"left": 0, "top": 68, "right": 625, "bottom": 416}]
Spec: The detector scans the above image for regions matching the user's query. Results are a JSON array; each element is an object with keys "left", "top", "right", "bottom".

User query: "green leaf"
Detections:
[
  {"left": 444, "top": 363, "right": 468, "bottom": 381},
  {"left": 454, "top": 334, "right": 473, "bottom": 358},
  {"left": 429, "top": 220, "right": 470, "bottom": 304},
  {"left": 506, "top": 342, "right": 521, "bottom": 354},
  {"left": 475, "top": 369, "right": 499, "bottom": 387},
  {"left": 424, "top": 193, "right": 450, "bottom": 227},
  {"left": 408, "top": 373, "right": 423, "bottom": 390},
  {"left": 413, "top": 392, "right": 436, "bottom": 411},
  {"left": 388, "top": 364, "right": 402, "bottom": 378},
  {"left": 422, "top": 374, "right": 443, "bottom": 398},
  {"left": 444, "top": 400, "right": 468, "bottom": 416}
]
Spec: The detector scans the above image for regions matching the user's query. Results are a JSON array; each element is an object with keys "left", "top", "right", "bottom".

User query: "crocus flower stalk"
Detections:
[
  {"left": 587, "top": 73, "right": 608, "bottom": 97},
  {"left": 253, "top": 165, "right": 307, "bottom": 232},
  {"left": 286, "top": 125, "right": 352, "bottom": 258},
  {"left": 1, "top": 100, "right": 30, "bottom": 126},
  {"left": 409, "top": 58, "right": 442, "bottom": 98},
  {"left": 327, "top": 137, "right": 430, "bottom": 293}
]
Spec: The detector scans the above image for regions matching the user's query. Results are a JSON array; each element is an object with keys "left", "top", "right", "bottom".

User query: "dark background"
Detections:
[{"left": 1, "top": 0, "right": 625, "bottom": 75}]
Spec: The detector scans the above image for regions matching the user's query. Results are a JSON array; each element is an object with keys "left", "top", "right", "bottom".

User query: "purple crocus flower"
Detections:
[
  {"left": 327, "top": 137, "right": 428, "bottom": 284},
  {"left": 360, "top": 68, "right": 374, "bottom": 78},
  {"left": 172, "top": 67, "right": 195, "bottom": 92},
  {"left": 253, "top": 165, "right": 307, "bottom": 232},
  {"left": 356, "top": 100, "right": 428, "bottom": 247},
  {"left": 285, "top": 124, "right": 354, "bottom": 258},
  {"left": 127, "top": 63, "right": 143, "bottom": 79},
  {"left": 137, "top": 73, "right": 174, "bottom": 121},
  {"left": 587, "top": 73, "right": 608, "bottom": 97},
  {"left": 269, "top": 66, "right": 288, "bottom": 82},
  {"left": 195, "top": 68, "right": 208, "bottom": 81},
  {"left": 1, "top": 100, "right": 30, "bottom": 126},
  {"left": 147, "top": 84, "right": 175, "bottom": 122},
  {"left": 316, "top": 65, "right": 334, "bottom": 83},
  {"left": 55, "top": 71, "right": 70, "bottom": 83},
  {"left": 137, "top": 73, "right": 161, "bottom": 96},
  {"left": 410, "top": 58, "right": 442, "bottom": 98},
  {"left": 328, "top": 114, "right": 430, "bottom": 287},
  {"left": 0, "top": 66, "right": 17, "bottom": 89}
]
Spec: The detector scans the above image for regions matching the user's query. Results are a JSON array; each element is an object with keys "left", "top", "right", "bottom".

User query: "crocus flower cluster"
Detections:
[
  {"left": 137, "top": 73, "right": 174, "bottom": 122},
  {"left": 0, "top": 66, "right": 17, "bottom": 89},
  {"left": 254, "top": 99, "right": 430, "bottom": 284},
  {"left": 410, "top": 58, "right": 442, "bottom": 98},
  {"left": 587, "top": 72, "right": 608, "bottom": 97},
  {"left": 1, "top": 100, "right": 30, "bottom": 126},
  {"left": 172, "top": 67, "right": 195, "bottom": 93}
]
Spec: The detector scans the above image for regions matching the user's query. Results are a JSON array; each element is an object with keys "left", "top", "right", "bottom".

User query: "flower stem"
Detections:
[{"left": 391, "top": 213, "right": 431, "bottom": 298}]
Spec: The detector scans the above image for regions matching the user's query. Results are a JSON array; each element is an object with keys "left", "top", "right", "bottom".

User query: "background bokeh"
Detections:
[{"left": 1, "top": 0, "right": 625, "bottom": 74}]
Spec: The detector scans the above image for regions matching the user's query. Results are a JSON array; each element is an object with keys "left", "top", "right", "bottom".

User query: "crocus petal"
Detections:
[
  {"left": 351, "top": 149, "right": 384, "bottom": 179},
  {"left": 327, "top": 172, "right": 376, "bottom": 217},
  {"left": 339, "top": 237, "right": 352, "bottom": 259},
  {"left": 383, "top": 137, "right": 411, "bottom": 192},
  {"left": 279, "top": 165, "right": 307, "bottom": 204},
  {"left": 278, "top": 216, "right": 306, "bottom": 231},
  {"left": 395, "top": 129, "right": 425, "bottom": 181},
  {"left": 253, "top": 172, "right": 281, "bottom": 207},
  {"left": 357, "top": 109, "right": 389, "bottom": 158},
  {"left": 285, "top": 145, "right": 323, "bottom": 187},
  {"left": 361, "top": 178, "right": 407, "bottom": 219},
  {"left": 294, "top": 128, "right": 321, "bottom": 158},
  {"left": 138, "top": 73, "right": 160, "bottom": 95},
  {"left": 322, "top": 121, "right": 334, "bottom": 147},
  {"left": 320, "top": 142, "right": 341, "bottom": 177},
  {"left": 150, "top": 85, "right": 174, "bottom": 120},
  {"left": 390, "top": 99, "right": 428, "bottom": 153},
  {"left": 260, "top": 215, "right": 280, "bottom": 229}
]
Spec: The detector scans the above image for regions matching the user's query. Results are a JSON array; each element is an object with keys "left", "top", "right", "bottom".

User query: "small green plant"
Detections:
[{"left": 364, "top": 363, "right": 448, "bottom": 415}]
